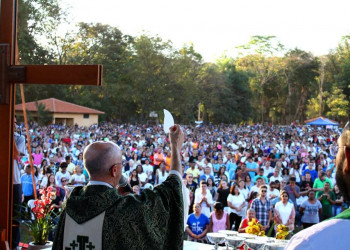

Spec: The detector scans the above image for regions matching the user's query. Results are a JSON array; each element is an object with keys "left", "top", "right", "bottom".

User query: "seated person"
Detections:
[
  {"left": 186, "top": 203, "right": 209, "bottom": 243},
  {"left": 238, "top": 208, "right": 258, "bottom": 233}
]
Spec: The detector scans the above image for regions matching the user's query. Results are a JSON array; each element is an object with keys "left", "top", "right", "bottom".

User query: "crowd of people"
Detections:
[{"left": 15, "top": 121, "right": 346, "bottom": 244}]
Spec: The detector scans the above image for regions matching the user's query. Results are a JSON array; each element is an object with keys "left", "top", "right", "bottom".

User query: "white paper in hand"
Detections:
[{"left": 163, "top": 109, "right": 174, "bottom": 134}]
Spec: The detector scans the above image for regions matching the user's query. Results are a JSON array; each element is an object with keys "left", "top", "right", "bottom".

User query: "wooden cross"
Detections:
[{"left": 0, "top": 1, "right": 103, "bottom": 248}]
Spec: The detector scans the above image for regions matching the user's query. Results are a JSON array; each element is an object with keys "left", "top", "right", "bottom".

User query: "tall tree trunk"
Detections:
[
  {"left": 283, "top": 76, "right": 291, "bottom": 124},
  {"left": 319, "top": 61, "right": 325, "bottom": 116},
  {"left": 293, "top": 86, "right": 306, "bottom": 121},
  {"left": 261, "top": 95, "right": 264, "bottom": 123}
]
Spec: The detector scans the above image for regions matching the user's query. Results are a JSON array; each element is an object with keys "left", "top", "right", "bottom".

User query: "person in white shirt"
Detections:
[
  {"left": 142, "top": 159, "right": 154, "bottom": 183},
  {"left": 238, "top": 180, "right": 249, "bottom": 200},
  {"left": 227, "top": 184, "right": 246, "bottom": 231},
  {"left": 228, "top": 141, "right": 239, "bottom": 150},
  {"left": 128, "top": 159, "right": 137, "bottom": 173},
  {"left": 70, "top": 166, "right": 86, "bottom": 186},
  {"left": 72, "top": 144, "right": 82, "bottom": 161},
  {"left": 196, "top": 155, "right": 206, "bottom": 175},
  {"left": 274, "top": 190, "right": 295, "bottom": 231},
  {"left": 267, "top": 181, "right": 280, "bottom": 200},
  {"left": 156, "top": 163, "right": 169, "bottom": 185},
  {"left": 55, "top": 162, "right": 71, "bottom": 187},
  {"left": 194, "top": 180, "right": 214, "bottom": 217},
  {"left": 250, "top": 177, "right": 263, "bottom": 195},
  {"left": 270, "top": 169, "right": 283, "bottom": 183},
  {"left": 40, "top": 168, "right": 53, "bottom": 188},
  {"left": 136, "top": 165, "right": 148, "bottom": 187},
  {"left": 66, "top": 155, "right": 76, "bottom": 175},
  {"left": 261, "top": 160, "right": 274, "bottom": 177}
]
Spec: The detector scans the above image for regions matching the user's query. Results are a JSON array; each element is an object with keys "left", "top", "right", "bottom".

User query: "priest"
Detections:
[
  {"left": 286, "top": 129, "right": 350, "bottom": 249},
  {"left": 53, "top": 125, "right": 184, "bottom": 250}
]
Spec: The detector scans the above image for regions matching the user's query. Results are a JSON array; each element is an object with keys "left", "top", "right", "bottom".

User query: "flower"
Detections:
[
  {"left": 276, "top": 224, "right": 289, "bottom": 240},
  {"left": 245, "top": 218, "right": 265, "bottom": 236},
  {"left": 21, "top": 187, "right": 58, "bottom": 245}
]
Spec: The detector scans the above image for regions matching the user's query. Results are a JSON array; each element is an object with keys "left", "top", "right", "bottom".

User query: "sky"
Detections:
[{"left": 65, "top": 0, "right": 350, "bottom": 62}]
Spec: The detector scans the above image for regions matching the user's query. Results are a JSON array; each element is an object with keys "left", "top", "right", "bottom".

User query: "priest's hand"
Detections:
[
  {"left": 169, "top": 124, "right": 184, "bottom": 153},
  {"left": 117, "top": 184, "right": 133, "bottom": 196},
  {"left": 169, "top": 124, "right": 184, "bottom": 173}
]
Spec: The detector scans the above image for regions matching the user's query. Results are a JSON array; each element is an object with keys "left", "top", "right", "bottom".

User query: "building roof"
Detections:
[
  {"left": 304, "top": 116, "right": 339, "bottom": 126},
  {"left": 15, "top": 98, "right": 104, "bottom": 115}
]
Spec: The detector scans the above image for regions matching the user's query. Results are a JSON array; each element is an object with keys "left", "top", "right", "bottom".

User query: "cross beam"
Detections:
[
  {"left": 0, "top": 1, "right": 103, "bottom": 248},
  {"left": 0, "top": 46, "right": 103, "bottom": 104}
]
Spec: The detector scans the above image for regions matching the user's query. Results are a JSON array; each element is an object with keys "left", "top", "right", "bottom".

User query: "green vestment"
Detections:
[
  {"left": 333, "top": 208, "right": 350, "bottom": 220},
  {"left": 53, "top": 175, "right": 184, "bottom": 250}
]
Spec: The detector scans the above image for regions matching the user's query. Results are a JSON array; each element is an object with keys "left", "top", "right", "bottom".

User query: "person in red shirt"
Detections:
[
  {"left": 62, "top": 135, "right": 71, "bottom": 146},
  {"left": 238, "top": 208, "right": 258, "bottom": 233}
]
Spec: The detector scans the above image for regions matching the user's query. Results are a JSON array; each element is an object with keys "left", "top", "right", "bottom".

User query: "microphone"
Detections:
[
  {"left": 118, "top": 175, "right": 128, "bottom": 187},
  {"left": 117, "top": 175, "right": 133, "bottom": 194}
]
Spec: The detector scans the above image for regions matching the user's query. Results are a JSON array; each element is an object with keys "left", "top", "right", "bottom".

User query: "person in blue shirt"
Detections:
[
  {"left": 199, "top": 166, "right": 215, "bottom": 183},
  {"left": 21, "top": 164, "right": 38, "bottom": 206},
  {"left": 302, "top": 164, "right": 318, "bottom": 182},
  {"left": 253, "top": 168, "right": 269, "bottom": 184},
  {"left": 225, "top": 153, "right": 237, "bottom": 173},
  {"left": 186, "top": 203, "right": 210, "bottom": 243},
  {"left": 245, "top": 157, "right": 259, "bottom": 180},
  {"left": 213, "top": 158, "right": 226, "bottom": 174},
  {"left": 212, "top": 159, "right": 220, "bottom": 174}
]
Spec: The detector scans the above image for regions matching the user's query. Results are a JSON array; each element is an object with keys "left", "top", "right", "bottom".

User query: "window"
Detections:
[{"left": 83, "top": 114, "right": 89, "bottom": 119}]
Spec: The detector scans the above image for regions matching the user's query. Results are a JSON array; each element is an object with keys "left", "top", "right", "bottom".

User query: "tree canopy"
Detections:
[{"left": 17, "top": 1, "right": 350, "bottom": 124}]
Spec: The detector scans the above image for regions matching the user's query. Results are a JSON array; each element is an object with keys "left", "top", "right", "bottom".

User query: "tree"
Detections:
[
  {"left": 216, "top": 57, "right": 252, "bottom": 122},
  {"left": 282, "top": 49, "right": 319, "bottom": 123},
  {"left": 169, "top": 44, "right": 203, "bottom": 123},
  {"left": 127, "top": 35, "right": 175, "bottom": 121},
  {"left": 236, "top": 35, "right": 284, "bottom": 56},
  {"left": 236, "top": 36, "right": 285, "bottom": 122},
  {"left": 306, "top": 92, "right": 328, "bottom": 119},
  {"left": 325, "top": 36, "right": 350, "bottom": 119},
  {"left": 236, "top": 54, "right": 282, "bottom": 122},
  {"left": 65, "top": 23, "right": 135, "bottom": 122},
  {"left": 326, "top": 87, "right": 349, "bottom": 120},
  {"left": 36, "top": 102, "right": 53, "bottom": 125},
  {"left": 17, "top": 2, "right": 347, "bottom": 124},
  {"left": 16, "top": 0, "right": 69, "bottom": 103}
]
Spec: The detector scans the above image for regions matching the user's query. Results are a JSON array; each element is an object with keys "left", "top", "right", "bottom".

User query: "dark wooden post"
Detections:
[{"left": 0, "top": 1, "right": 103, "bottom": 248}]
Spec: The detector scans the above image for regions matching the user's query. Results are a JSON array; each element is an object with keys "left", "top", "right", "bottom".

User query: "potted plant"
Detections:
[{"left": 21, "top": 186, "right": 58, "bottom": 249}]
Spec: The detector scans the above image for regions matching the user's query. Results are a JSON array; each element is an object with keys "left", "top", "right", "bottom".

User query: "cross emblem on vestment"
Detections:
[
  {"left": 86, "top": 241, "right": 96, "bottom": 250},
  {"left": 0, "top": 1, "right": 103, "bottom": 248},
  {"left": 70, "top": 240, "right": 79, "bottom": 250}
]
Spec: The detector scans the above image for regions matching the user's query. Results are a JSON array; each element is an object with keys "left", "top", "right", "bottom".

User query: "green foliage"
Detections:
[
  {"left": 282, "top": 49, "right": 319, "bottom": 122},
  {"left": 236, "top": 36, "right": 284, "bottom": 56},
  {"left": 216, "top": 58, "right": 252, "bottom": 122},
  {"left": 306, "top": 93, "right": 328, "bottom": 118},
  {"left": 35, "top": 102, "right": 53, "bottom": 125},
  {"left": 16, "top": 4, "right": 350, "bottom": 124},
  {"left": 326, "top": 87, "right": 349, "bottom": 119},
  {"left": 306, "top": 87, "right": 349, "bottom": 121},
  {"left": 17, "top": 0, "right": 64, "bottom": 64}
]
